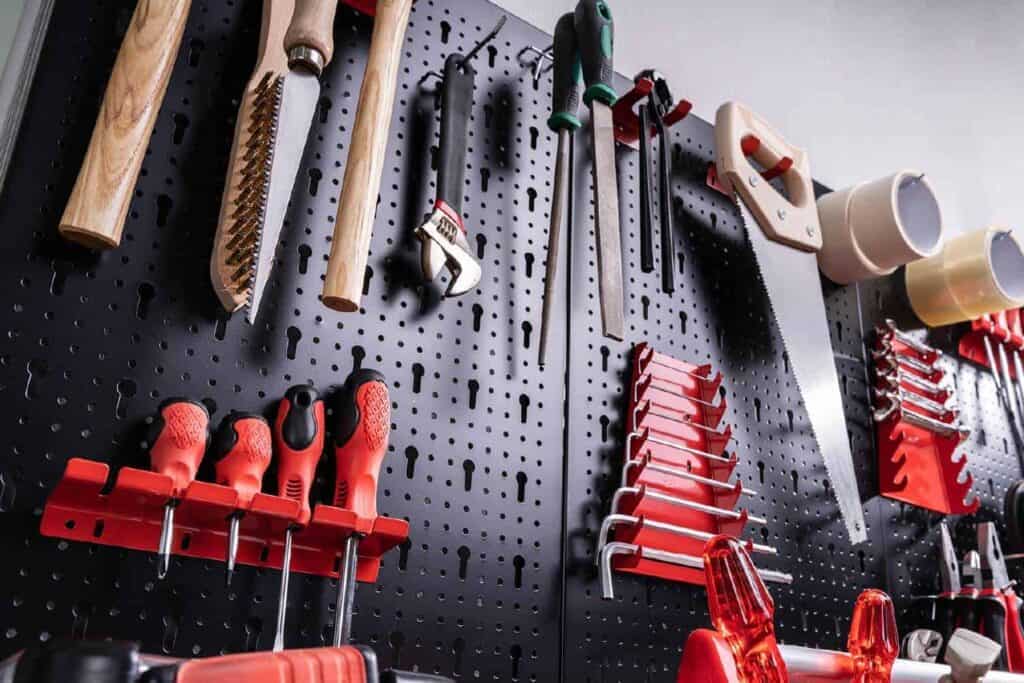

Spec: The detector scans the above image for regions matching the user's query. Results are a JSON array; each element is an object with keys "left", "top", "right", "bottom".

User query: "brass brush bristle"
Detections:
[{"left": 223, "top": 72, "right": 282, "bottom": 299}]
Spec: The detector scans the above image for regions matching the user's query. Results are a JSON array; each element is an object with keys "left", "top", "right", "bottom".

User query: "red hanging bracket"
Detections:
[
  {"left": 707, "top": 134, "right": 794, "bottom": 196},
  {"left": 611, "top": 77, "right": 693, "bottom": 146}
]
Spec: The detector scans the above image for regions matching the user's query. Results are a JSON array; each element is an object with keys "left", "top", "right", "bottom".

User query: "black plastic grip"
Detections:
[
  {"left": 208, "top": 411, "right": 264, "bottom": 463},
  {"left": 12, "top": 640, "right": 141, "bottom": 683},
  {"left": 637, "top": 103, "right": 654, "bottom": 272},
  {"left": 977, "top": 595, "right": 1008, "bottom": 670},
  {"left": 436, "top": 53, "right": 475, "bottom": 216},
  {"left": 933, "top": 595, "right": 957, "bottom": 663},
  {"left": 280, "top": 385, "right": 322, "bottom": 451},
  {"left": 573, "top": 0, "right": 615, "bottom": 106},
  {"left": 548, "top": 12, "right": 581, "bottom": 132}
]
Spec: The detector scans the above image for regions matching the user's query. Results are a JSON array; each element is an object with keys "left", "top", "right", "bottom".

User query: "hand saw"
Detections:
[{"left": 714, "top": 102, "right": 867, "bottom": 545}]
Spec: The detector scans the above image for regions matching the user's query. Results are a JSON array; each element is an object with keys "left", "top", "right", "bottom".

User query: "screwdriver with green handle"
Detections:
[
  {"left": 538, "top": 12, "right": 582, "bottom": 366},
  {"left": 575, "top": 0, "right": 624, "bottom": 342}
]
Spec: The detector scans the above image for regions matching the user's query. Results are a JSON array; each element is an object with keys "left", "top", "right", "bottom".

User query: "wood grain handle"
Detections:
[
  {"left": 322, "top": 0, "right": 413, "bottom": 312},
  {"left": 58, "top": 0, "right": 191, "bottom": 250},
  {"left": 283, "top": 0, "right": 337, "bottom": 68}
]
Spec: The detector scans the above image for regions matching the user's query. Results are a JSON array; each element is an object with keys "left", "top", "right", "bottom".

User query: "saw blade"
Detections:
[
  {"left": 245, "top": 69, "right": 319, "bottom": 324},
  {"left": 736, "top": 197, "right": 867, "bottom": 545}
]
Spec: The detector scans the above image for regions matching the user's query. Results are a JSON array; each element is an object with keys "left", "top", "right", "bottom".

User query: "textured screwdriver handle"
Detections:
[
  {"left": 273, "top": 385, "right": 325, "bottom": 525},
  {"left": 574, "top": 0, "right": 615, "bottom": 106},
  {"left": 59, "top": 0, "right": 191, "bottom": 250},
  {"left": 321, "top": 0, "right": 413, "bottom": 313},
  {"left": 212, "top": 413, "right": 273, "bottom": 506},
  {"left": 148, "top": 399, "right": 209, "bottom": 495},
  {"left": 548, "top": 12, "right": 581, "bottom": 132},
  {"left": 333, "top": 370, "right": 390, "bottom": 519},
  {"left": 283, "top": 0, "right": 338, "bottom": 68},
  {"left": 172, "top": 645, "right": 369, "bottom": 682}
]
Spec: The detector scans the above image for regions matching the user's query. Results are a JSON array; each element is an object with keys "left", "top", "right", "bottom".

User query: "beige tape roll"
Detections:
[
  {"left": 906, "top": 227, "right": 1024, "bottom": 326},
  {"left": 817, "top": 171, "right": 944, "bottom": 284}
]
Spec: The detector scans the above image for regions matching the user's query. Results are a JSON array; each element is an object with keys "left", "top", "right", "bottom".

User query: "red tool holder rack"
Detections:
[
  {"left": 611, "top": 76, "right": 692, "bottom": 146},
  {"left": 606, "top": 343, "right": 777, "bottom": 587},
  {"left": 959, "top": 309, "right": 1024, "bottom": 380},
  {"left": 872, "top": 326, "right": 978, "bottom": 515},
  {"left": 41, "top": 458, "right": 409, "bottom": 582}
]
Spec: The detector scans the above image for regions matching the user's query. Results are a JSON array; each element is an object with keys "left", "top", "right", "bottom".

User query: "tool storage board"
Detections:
[{"left": 0, "top": 0, "right": 1018, "bottom": 681}]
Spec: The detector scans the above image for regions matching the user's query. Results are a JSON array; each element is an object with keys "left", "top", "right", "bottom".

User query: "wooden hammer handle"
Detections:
[
  {"left": 322, "top": 0, "right": 413, "bottom": 312},
  {"left": 59, "top": 0, "right": 191, "bottom": 250}
]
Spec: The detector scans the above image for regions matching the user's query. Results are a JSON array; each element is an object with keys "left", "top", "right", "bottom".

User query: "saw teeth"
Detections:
[{"left": 218, "top": 71, "right": 283, "bottom": 303}]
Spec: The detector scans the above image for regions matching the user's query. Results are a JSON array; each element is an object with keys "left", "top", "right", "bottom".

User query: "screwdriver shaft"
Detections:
[
  {"left": 539, "top": 128, "right": 571, "bottom": 366},
  {"left": 157, "top": 502, "right": 175, "bottom": 580},
  {"left": 226, "top": 513, "right": 240, "bottom": 587},
  {"left": 272, "top": 526, "right": 294, "bottom": 652},
  {"left": 333, "top": 535, "right": 360, "bottom": 647}
]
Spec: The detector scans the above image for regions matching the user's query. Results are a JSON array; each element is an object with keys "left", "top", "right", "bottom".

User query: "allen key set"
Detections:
[{"left": 597, "top": 344, "right": 792, "bottom": 599}]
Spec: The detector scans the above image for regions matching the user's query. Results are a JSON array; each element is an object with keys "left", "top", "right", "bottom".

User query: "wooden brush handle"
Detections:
[
  {"left": 322, "top": 0, "right": 412, "bottom": 312},
  {"left": 59, "top": 0, "right": 191, "bottom": 250},
  {"left": 284, "top": 0, "right": 337, "bottom": 68}
]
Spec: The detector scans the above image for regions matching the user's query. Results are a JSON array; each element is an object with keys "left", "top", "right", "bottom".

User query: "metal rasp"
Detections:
[
  {"left": 575, "top": 0, "right": 624, "bottom": 341},
  {"left": 714, "top": 102, "right": 867, "bottom": 544},
  {"left": 246, "top": 0, "right": 338, "bottom": 323}
]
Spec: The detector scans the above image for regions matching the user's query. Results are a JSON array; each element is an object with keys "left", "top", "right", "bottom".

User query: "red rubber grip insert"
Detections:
[
  {"left": 174, "top": 645, "right": 368, "bottom": 683},
  {"left": 215, "top": 416, "right": 272, "bottom": 507},
  {"left": 274, "top": 395, "right": 325, "bottom": 526},
  {"left": 150, "top": 401, "right": 209, "bottom": 495},
  {"left": 333, "top": 381, "right": 390, "bottom": 519}
]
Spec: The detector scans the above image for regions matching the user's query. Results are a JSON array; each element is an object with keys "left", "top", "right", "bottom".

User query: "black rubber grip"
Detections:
[
  {"left": 280, "top": 385, "right": 322, "bottom": 451},
  {"left": 333, "top": 368, "right": 387, "bottom": 447},
  {"left": 955, "top": 594, "right": 980, "bottom": 633},
  {"left": 573, "top": 0, "right": 615, "bottom": 106},
  {"left": 933, "top": 595, "right": 957, "bottom": 663},
  {"left": 977, "top": 595, "right": 1008, "bottom": 670},
  {"left": 637, "top": 103, "right": 654, "bottom": 273},
  {"left": 12, "top": 640, "right": 141, "bottom": 683},
  {"left": 548, "top": 12, "right": 581, "bottom": 132},
  {"left": 436, "top": 53, "right": 475, "bottom": 216}
]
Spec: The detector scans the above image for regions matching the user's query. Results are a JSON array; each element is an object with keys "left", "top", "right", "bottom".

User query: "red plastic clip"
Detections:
[
  {"left": 959, "top": 310, "right": 1021, "bottom": 379},
  {"left": 40, "top": 458, "right": 409, "bottom": 582},
  {"left": 707, "top": 135, "right": 794, "bottom": 197},
  {"left": 611, "top": 77, "right": 692, "bottom": 146}
]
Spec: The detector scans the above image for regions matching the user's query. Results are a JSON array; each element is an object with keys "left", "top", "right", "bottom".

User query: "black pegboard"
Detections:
[{"left": 0, "top": 1, "right": 1021, "bottom": 682}]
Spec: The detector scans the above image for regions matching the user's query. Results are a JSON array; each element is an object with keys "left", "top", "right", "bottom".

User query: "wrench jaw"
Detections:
[{"left": 414, "top": 202, "right": 482, "bottom": 297}]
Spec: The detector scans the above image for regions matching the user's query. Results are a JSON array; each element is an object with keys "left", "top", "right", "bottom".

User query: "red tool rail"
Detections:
[{"left": 39, "top": 458, "right": 408, "bottom": 582}]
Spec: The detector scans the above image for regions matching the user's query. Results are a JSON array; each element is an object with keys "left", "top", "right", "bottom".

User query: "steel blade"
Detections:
[
  {"left": 588, "top": 102, "right": 624, "bottom": 341},
  {"left": 737, "top": 198, "right": 867, "bottom": 544},
  {"left": 539, "top": 128, "right": 571, "bottom": 366},
  {"left": 246, "top": 69, "right": 319, "bottom": 323}
]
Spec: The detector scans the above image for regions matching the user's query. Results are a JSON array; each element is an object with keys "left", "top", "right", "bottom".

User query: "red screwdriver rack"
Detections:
[
  {"left": 600, "top": 343, "right": 788, "bottom": 590},
  {"left": 959, "top": 308, "right": 1024, "bottom": 379},
  {"left": 871, "top": 322, "right": 978, "bottom": 515},
  {"left": 41, "top": 458, "right": 409, "bottom": 582},
  {"left": 611, "top": 76, "right": 692, "bottom": 146}
]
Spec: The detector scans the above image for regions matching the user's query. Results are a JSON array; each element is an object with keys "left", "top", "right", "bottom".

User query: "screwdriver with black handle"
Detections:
[
  {"left": 271, "top": 385, "right": 326, "bottom": 652},
  {"left": 211, "top": 412, "right": 273, "bottom": 587},
  {"left": 539, "top": 12, "right": 582, "bottom": 366},
  {"left": 147, "top": 399, "right": 210, "bottom": 580},
  {"left": 575, "top": 0, "right": 624, "bottom": 342},
  {"left": 331, "top": 369, "right": 391, "bottom": 647}
]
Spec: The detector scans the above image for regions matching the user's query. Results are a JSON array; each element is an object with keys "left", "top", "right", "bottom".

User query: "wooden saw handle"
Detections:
[
  {"left": 284, "top": 0, "right": 337, "bottom": 67},
  {"left": 322, "top": 0, "right": 413, "bottom": 312},
  {"left": 59, "top": 0, "right": 191, "bottom": 250}
]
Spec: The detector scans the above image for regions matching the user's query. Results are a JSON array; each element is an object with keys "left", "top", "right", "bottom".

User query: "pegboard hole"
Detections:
[
  {"left": 363, "top": 266, "right": 374, "bottom": 297},
  {"left": 753, "top": 398, "right": 762, "bottom": 422},
  {"left": 398, "top": 538, "right": 411, "bottom": 571},
  {"left": 529, "top": 126, "right": 539, "bottom": 150},
  {"left": 476, "top": 233, "right": 487, "bottom": 259},
  {"left": 757, "top": 461, "right": 765, "bottom": 485},
  {"left": 390, "top": 630, "right": 406, "bottom": 664},
  {"left": 521, "top": 321, "right": 532, "bottom": 349},
  {"left": 600, "top": 346, "right": 610, "bottom": 372},
  {"left": 244, "top": 618, "right": 262, "bottom": 652},
  {"left": 599, "top": 415, "right": 609, "bottom": 443},
  {"left": 352, "top": 346, "right": 365, "bottom": 371},
  {"left": 471, "top": 304, "right": 483, "bottom": 333},
  {"left": 308, "top": 168, "right": 323, "bottom": 197},
  {"left": 162, "top": 615, "right": 179, "bottom": 653},
  {"left": 115, "top": 379, "right": 137, "bottom": 419},
  {"left": 516, "top": 471, "right": 527, "bottom": 503},
  {"left": 524, "top": 252, "right": 534, "bottom": 278},
  {"left": 440, "top": 20, "right": 452, "bottom": 43},
  {"left": 480, "top": 167, "right": 490, "bottom": 192},
  {"left": 641, "top": 296, "right": 650, "bottom": 321},
  {"left": 457, "top": 545, "right": 470, "bottom": 579},
  {"left": 679, "top": 311, "right": 687, "bottom": 335},
  {"left": 92, "top": 520, "right": 104, "bottom": 538},
  {"left": 487, "top": 44, "right": 497, "bottom": 69},
  {"left": 172, "top": 113, "right": 189, "bottom": 145},
  {"left": 463, "top": 459, "right": 475, "bottom": 491},
  {"left": 510, "top": 643, "right": 523, "bottom": 678},
  {"left": 156, "top": 194, "right": 173, "bottom": 227},
  {"left": 518, "top": 394, "right": 530, "bottom": 423},
  {"left": 412, "top": 363, "right": 424, "bottom": 393},
  {"left": 527, "top": 187, "right": 537, "bottom": 212},
  {"left": 186, "top": 38, "right": 204, "bottom": 67},
  {"left": 513, "top": 555, "right": 525, "bottom": 589},
  {"left": 468, "top": 379, "right": 480, "bottom": 409},
  {"left": 317, "top": 96, "right": 332, "bottom": 124},
  {"left": 25, "top": 358, "right": 47, "bottom": 399},
  {"left": 136, "top": 282, "right": 155, "bottom": 320},
  {"left": 298, "top": 244, "right": 312, "bottom": 275},
  {"left": 286, "top": 327, "right": 302, "bottom": 360}
]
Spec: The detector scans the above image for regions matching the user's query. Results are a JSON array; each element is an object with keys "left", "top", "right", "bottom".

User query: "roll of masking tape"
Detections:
[
  {"left": 906, "top": 227, "right": 1024, "bottom": 327},
  {"left": 817, "top": 171, "right": 944, "bottom": 284}
]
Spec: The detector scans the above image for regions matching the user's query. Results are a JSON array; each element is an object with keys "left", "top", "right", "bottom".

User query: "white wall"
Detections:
[
  {"left": 493, "top": 0, "right": 1024, "bottom": 237},
  {"left": 0, "top": 1, "right": 25, "bottom": 70}
]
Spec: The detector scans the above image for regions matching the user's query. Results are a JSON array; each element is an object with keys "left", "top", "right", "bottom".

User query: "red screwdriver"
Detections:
[
  {"left": 271, "top": 385, "right": 326, "bottom": 652},
  {"left": 147, "top": 398, "right": 210, "bottom": 580},
  {"left": 331, "top": 369, "right": 391, "bottom": 646},
  {"left": 211, "top": 412, "right": 273, "bottom": 587}
]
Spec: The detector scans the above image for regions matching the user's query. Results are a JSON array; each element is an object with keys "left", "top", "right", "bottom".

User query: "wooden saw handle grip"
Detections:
[
  {"left": 59, "top": 0, "right": 190, "bottom": 250},
  {"left": 322, "top": 0, "right": 413, "bottom": 312},
  {"left": 284, "top": 0, "right": 337, "bottom": 67}
]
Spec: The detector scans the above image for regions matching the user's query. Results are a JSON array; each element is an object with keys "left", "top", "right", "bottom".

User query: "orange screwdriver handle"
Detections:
[
  {"left": 167, "top": 645, "right": 370, "bottom": 682},
  {"left": 847, "top": 589, "right": 899, "bottom": 682},
  {"left": 274, "top": 385, "right": 326, "bottom": 526},
  {"left": 146, "top": 399, "right": 209, "bottom": 496},
  {"left": 212, "top": 412, "right": 273, "bottom": 507},
  {"left": 332, "top": 369, "right": 390, "bottom": 519}
]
